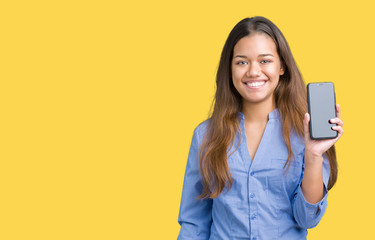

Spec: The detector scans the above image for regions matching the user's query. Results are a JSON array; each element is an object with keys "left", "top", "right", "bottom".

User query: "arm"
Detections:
[
  {"left": 301, "top": 152, "right": 324, "bottom": 205},
  {"left": 293, "top": 104, "right": 344, "bottom": 229},
  {"left": 292, "top": 153, "right": 330, "bottom": 229},
  {"left": 178, "top": 127, "right": 213, "bottom": 240}
]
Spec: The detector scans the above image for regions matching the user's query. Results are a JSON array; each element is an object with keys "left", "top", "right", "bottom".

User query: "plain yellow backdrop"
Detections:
[{"left": 0, "top": 0, "right": 374, "bottom": 239}]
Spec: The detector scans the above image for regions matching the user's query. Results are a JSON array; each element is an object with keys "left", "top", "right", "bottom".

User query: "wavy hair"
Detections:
[{"left": 198, "top": 16, "right": 337, "bottom": 199}]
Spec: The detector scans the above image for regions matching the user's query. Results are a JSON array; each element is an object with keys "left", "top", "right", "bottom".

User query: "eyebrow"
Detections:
[{"left": 233, "top": 54, "right": 274, "bottom": 58}]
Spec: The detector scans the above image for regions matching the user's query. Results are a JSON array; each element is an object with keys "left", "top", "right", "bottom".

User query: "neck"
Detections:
[{"left": 241, "top": 100, "right": 276, "bottom": 124}]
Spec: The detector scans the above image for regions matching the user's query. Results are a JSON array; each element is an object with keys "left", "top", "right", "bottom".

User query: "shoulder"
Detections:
[
  {"left": 289, "top": 129, "right": 306, "bottom": 156},
  {"left": 192, "top": 118, "right": 211, "bottom": 145},
  {"left": 275, "top": 109, "right": 305, "bottom": 154}
]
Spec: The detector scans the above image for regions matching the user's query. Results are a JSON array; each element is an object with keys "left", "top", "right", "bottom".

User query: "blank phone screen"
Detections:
[{"left": 307, "top": 82, "right": 337, "bottom": 139}]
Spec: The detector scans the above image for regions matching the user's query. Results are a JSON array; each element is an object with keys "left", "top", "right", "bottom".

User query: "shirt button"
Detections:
[
  {"left": 251, "top": 214, "right": 257, "bottom": 220},
  {"left": 320, "top": 201, "right": 324, "bottom": 205},
  {"left": 250, "top": 193, "right": 255, "bottom": 198},
  {"left": 250, "top": 172, "right": 254, "bottom": 176}
]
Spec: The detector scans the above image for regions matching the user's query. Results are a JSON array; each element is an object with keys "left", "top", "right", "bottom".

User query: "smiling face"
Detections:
[{"left": 231, "top": 33, "right": 284, "bottom": 108}]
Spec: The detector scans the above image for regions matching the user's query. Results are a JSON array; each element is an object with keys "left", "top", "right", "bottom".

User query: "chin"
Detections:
[{"left": 242, "top": 94, "right": 273, "bottom": 104}]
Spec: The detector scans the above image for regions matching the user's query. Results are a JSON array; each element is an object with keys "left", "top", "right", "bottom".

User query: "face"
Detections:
[{"left": 231, "top": 33, "right": 284, "bottom": 107}]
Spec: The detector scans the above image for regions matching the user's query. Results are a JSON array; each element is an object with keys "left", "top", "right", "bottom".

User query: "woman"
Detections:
[{"left": 178, "top": 16, "right": 344, "bottom": 240}]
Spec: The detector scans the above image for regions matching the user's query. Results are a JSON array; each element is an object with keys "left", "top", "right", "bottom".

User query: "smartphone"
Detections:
[{"left": 307, "top": 82, "right": 337, "bottom": 140}]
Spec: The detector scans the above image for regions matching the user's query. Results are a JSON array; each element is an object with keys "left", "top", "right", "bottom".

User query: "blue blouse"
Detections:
[{"left": 178, "top": 109, "right": 330, "bottom": 240}]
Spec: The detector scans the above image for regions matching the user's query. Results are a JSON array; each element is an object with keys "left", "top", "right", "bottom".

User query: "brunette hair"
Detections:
[{"left": 198, "top": 16, "right": 337, "bottom": 199}]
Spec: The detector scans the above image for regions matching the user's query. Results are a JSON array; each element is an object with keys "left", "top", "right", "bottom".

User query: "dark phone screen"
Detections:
[{"left": 307, "top": 82, "right": 337, "bottom": 139}]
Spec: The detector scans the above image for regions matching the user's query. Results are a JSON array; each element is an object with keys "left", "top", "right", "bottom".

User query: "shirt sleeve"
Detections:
[
  {"left": 177, "top": 127, "right": 213, "bottom": 240},
  {"left": 292, "top": 153, "right": 330, "bottom": 229}
]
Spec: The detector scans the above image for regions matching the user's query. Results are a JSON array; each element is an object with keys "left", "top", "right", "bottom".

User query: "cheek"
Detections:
[
  {"left": 232, "top": 66, "right": 245, "bottom": 82},
  {"left": 264, "top": 66, "right": 281, "bottom": 78}
]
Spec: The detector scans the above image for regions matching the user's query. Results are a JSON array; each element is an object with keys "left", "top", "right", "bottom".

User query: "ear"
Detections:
[{"left": 280, "top": 66, "right": 285, "bottom": 76}]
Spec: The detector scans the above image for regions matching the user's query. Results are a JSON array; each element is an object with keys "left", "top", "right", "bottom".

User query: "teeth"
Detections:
[{"left": 246, "top": 81, "right": 265, "bottom": 87}]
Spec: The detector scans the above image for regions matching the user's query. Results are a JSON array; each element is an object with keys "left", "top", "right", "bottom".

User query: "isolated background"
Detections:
[{"left": 1, "top": 0, "right": 373, "bottom": 239}]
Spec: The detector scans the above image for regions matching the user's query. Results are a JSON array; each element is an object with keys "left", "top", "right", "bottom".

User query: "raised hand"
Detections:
[{"left": 303, "top": 104, "right": 344, "bottom": 158}]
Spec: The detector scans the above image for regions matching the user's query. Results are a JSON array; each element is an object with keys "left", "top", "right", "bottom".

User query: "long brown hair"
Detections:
[{"left": 198, "top": 16, "right": 337, "bottom": 199}]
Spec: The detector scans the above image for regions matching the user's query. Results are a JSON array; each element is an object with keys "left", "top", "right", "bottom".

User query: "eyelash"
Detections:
[
  {"left": 236, "top": 60, "right": 272, "bottom": 65},
  {"left": 260, "top": 60, "right": 271, "bottom": 64}
]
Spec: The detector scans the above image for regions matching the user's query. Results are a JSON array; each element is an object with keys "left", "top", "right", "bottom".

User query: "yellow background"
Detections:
[{"left": 0, "top": 0, "right": 373, "bottom": 239}]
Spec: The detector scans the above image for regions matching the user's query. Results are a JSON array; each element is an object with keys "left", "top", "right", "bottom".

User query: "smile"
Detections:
[{"left": 244, "top": 81, "right": 266, "bottom": 88}]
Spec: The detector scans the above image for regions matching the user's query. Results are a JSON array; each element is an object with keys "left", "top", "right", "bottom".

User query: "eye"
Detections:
[
  {"left": 236, "top": 61, "right": 248, "bottom": 65},
  {"left": 260, "top": 59, "right": 271, "bottom": 64}
]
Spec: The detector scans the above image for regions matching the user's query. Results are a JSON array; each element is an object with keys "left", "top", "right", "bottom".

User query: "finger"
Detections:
[
  {"left": 331, "top": 125, "right": 344, "bottom": 136},
  {"left": 304, "top": 113, "right": 310, "bottom": 140},
  {"left": 329, "top": 118, "right": 344, "bottom": 126},
  {"left": 336, "top": 104, "right": 341, "bottom": 119}
]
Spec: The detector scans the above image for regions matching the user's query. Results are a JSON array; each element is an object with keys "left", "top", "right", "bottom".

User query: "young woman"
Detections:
[{"left": 177, "top": 16, "right": 344, "bottom": 240}]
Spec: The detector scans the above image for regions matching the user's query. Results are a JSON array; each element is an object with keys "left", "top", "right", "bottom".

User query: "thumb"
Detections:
[{"left": 304, "top": 113, "right": 310, "bottom": 140}]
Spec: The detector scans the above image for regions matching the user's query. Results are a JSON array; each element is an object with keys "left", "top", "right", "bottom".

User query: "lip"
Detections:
[{"left": 243, "top": 80, "right": 267, "bottom": 89}]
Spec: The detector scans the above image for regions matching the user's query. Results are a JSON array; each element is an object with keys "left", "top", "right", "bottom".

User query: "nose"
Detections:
[{"left": 246, "top": 62, "right": 261, "bottom": 78}]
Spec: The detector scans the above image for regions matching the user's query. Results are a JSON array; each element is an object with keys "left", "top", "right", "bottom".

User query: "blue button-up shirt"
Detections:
[{"left": 178, "top": 109, "right": 330, "bottom": 240}]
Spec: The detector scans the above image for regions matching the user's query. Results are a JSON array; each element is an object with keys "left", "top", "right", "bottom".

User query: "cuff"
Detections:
[{"left": 293, "top": 184, "right": 328, "bottom": 228}]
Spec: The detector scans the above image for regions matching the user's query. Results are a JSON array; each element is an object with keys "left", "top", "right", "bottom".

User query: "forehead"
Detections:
[{"left": 233, "top": 33, "right": 278, "bottom": 56}]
